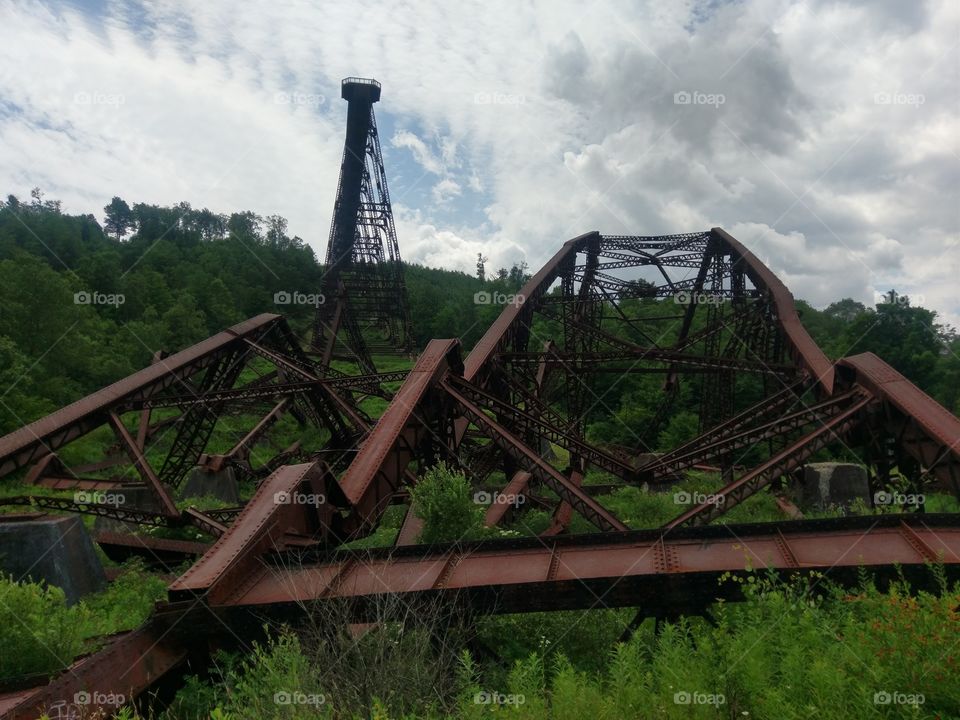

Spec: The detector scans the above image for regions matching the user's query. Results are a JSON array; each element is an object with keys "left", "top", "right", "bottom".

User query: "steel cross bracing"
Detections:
[
  {"left": 0, "top": 314, "right": 390, "bottom": 527},
  {"left": 4, "top": 228, "right": 960, "bottom": 718}
]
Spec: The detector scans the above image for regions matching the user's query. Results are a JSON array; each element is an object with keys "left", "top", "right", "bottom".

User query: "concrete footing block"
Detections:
[
  {"left": 794, "top": 462, "right": 870, "bottom": 510},
  {"left": 0, "top": 515, "right": 106, "bottom": 604}
]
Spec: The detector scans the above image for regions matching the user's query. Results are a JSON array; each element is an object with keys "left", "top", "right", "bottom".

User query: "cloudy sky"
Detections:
[{"left": 1, "top": 0, "right": 957, "bottom": 324}]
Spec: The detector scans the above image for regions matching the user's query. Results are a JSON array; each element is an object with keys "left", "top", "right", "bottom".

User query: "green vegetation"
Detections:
[
  {"left": 411, "top": 462, "right": 485, "bottom": 543},
  {"left": 0, "top": 192, "right": 502, "bottom": 437},
  {"left": 56, "top": 568, "right": 958, "bottom": 719},
  {"left": 0, "top": 574, "right": 87, "bottom": 680},
  {"left": 0, "top": 560, "right": 167, "bottom": 681}
]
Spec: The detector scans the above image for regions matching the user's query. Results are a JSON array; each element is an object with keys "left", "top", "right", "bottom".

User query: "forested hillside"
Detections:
[{"left": 1, "top": 190, "right": 957, "bottom": 439}]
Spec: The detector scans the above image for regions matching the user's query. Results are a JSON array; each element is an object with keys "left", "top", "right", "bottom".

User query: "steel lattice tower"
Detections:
[{"left": 313, "top": 77, "right": 413, "bottom": 371}]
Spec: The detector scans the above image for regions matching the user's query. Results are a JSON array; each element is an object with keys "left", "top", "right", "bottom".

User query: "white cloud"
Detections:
[
  {"left": 391, "top": 130, "right": 443, "bottom": 175},
  {"left": 431, "top": 178, "right": 461, "bottom": 204},
  {"left": 0, "top": 0, "right": 956, "bottom": 327}
]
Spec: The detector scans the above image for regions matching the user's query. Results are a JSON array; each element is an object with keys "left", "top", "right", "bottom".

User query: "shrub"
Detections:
[
  {"left": 411, "top": 462, "right": 483, "bottom": 543},
  {"left": 0, "top": 574, "right": 87, "bottom": 680}
]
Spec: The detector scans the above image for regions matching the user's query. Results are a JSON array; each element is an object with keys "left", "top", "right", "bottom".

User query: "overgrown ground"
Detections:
[
  {"left": 0, "top": 560, "right": 167, "bottom": 681},
  {"left": 37, "top": 569, "right": 958, "bottom": 719},
  {"left": 8, "top": 462, "right": 960, "bottom": 719}
]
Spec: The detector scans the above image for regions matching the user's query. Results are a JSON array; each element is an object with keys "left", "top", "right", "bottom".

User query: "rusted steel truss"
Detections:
[{"left": 2, "top": 228, "right": 960, "bottom": 717}]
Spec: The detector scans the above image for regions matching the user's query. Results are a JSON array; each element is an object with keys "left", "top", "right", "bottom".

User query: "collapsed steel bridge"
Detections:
[{"left": 1, "top": 228, "right": 959, "bottom": 718}]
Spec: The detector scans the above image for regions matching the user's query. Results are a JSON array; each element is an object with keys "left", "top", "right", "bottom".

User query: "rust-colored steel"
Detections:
[
  {"left": 337, "top": 339, "right": 462, "bottom": 534},
  {"left": 463, "top": 232, "right": 598, "bottom": 387},
  {"left": 2, "top": 624, "right": 187, "bottom": 720},
  {"left": 0, "top": 314, "right": 281, "bottom": 478},
  {"left": 138, "top": 372, "right": 407, "bottom": 409},
  {"left": 168, "top": 462, "right": 331, "bottom": 605},
  {"left": 839, "top": 352, "right": 960, "bottom": 492},
  {"left": 444, "top": 379, "right": 628, "bottom": 533},
  {"left": 710, "top": 228, "right": 834, "bottom": 395},
  {"left": 394, "top": 504, "right": 425, "bottom": 546},
  {"left": 199, "top": 397, "right": 292, "bottom": 473},
  {"left": 95, "top": 531, "right": 211, "bottom": 569},
  {"left": 223, "top": 514, "right": 960, "bottom": 611},
  {"left": 483, "top": 471, "right": 531, "bottom": 527},
  {"left": 108, "top": 411, "right": 179, "bottom": 517},
  {"left": 665, "top": 391, "right": 874, "bottom": 528}
]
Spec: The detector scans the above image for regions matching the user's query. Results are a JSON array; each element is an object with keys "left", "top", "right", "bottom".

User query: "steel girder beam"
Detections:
[
  {"left": 2, "top": 623, "right": 188, "bottom": 720},
  {"left": 838, "top": 353, "right": 960, "bottom": 494},
  {"left": 108, "top": 411, "right": 179, "bottom": 516},
  {"left": 711, "top": 228, "right": 833, "bottom": 394},
  {"left": 0, "top": 495, "right": 175, "bottom": 527},
  {"left": 241, "top": 338, "right": 363, "bottom": 444},
  {"left": 665, "top": 391, "right": 874, "bottom": 528},
  {"left": 464, "top": 231, "right": 601, "bottom": 388},
  {"left": 168, "top": 461, "right": 335, "bottom": 605},
  {"left": 483, "top": 471, "right": 532, "bottom": 527},
  {"left": 19, "top": 515, "right": 960, "bottom": 715},
  {"left": 0, "top": 314, "right": 283, "bottom": 479},
  {"left": 542, "top": 467, "right": 584, "bottom": 536},
  {"left": 156, "top": 347, "right": 249, "bottom": 488},
  {"left": 336, "top": 339, "right": 463, "bottom": 537},
  {"left": 222, "top": 514, "right": 960, "bottom": 613},
  {"left": 639, "top": 380, "right": 807, "bottom": 475},
  {"left": 96, "top": 531, "right": 211, "bottom": 570},
  {"left": 137, "top": 372, "right": 406, "bottom": 410},
  {"left": 500, "top": 347, "right": 794, "bottom": 376},
  {"left": 198, "top": 398, "right": 292, "bottom": 474},
  {"left": 447, "top": 376, "right": 636, "bottom": 481},
  {"left": 443, "top": 379, "right": 628, "bottom": 533},
  {"left": 642, "top": 387, "right": 849, "bottom": 482}
]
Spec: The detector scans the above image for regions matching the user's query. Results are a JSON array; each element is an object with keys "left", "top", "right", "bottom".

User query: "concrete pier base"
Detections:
[{"left": 0, "top": 515, "right": 106, "bottom": 604}]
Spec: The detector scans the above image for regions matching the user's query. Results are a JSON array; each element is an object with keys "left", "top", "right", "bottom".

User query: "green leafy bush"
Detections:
[
  {"left": 0, "top": 574, "right": 87, "bottom": 680},
  {"left": 411, "top": 462, "right": 483, "bottom": 543}
]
